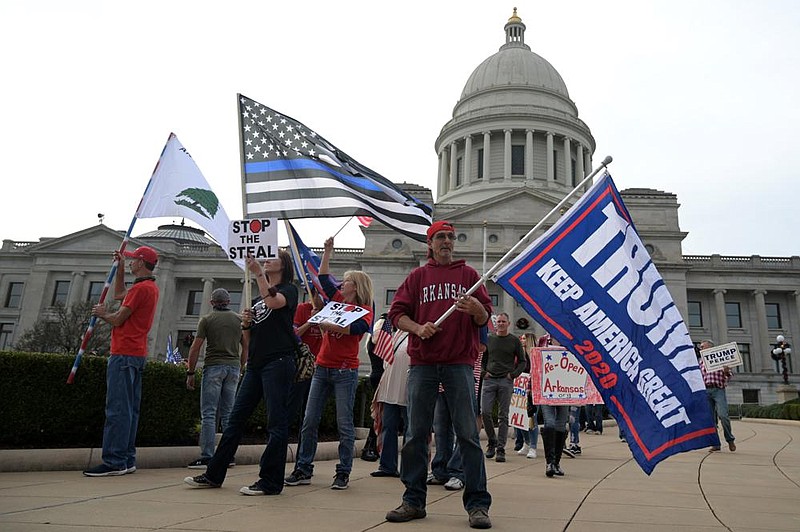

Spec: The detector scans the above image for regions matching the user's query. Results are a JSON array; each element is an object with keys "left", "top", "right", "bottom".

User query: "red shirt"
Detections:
[
  {"left": 315, "top": 291, "right": 373, "bottom": 370},
  {"left": 294, "top": 302, "right": 323, "bottom": 356},
  {"left": 111, "top": 278, "right": 159, "bottom": 356},
  {"left": 389, "top": 259, "right": 492, "bottom": 366}
]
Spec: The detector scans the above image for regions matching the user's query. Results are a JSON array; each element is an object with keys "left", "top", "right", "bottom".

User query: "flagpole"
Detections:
[
  {"left": 67, "top": 133, "right": 175, "bottom": 384},
  {"left": 284, "top": 220, "right": 315, "bottom": 303},
  {"left": 332, "top": 216, "right": 354, "bottom": 239},
  {"left": 236, "top": 94, "right": 252, "bottom": 309},
  {"left": 433, "top": 156, "right": 613, "bottom": 328}
]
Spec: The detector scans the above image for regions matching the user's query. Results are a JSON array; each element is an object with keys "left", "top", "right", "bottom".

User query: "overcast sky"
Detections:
[{"left": 2, "top": 1, "right": 798, "bottom": 256}]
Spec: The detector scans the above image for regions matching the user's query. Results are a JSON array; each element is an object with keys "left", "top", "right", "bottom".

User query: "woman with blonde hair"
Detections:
[{"left": 285, "top": 236, "right": 374, "bottom": 490}]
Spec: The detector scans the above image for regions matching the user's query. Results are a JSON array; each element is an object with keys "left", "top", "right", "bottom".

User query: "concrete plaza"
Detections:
[{"left": 0, "top": 419, "right": 798, "bottom": 531}]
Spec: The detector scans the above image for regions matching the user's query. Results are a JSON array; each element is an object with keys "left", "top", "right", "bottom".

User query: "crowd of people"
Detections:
[{"left": 80, "top": 222, "right": 736, "bottom": 530}]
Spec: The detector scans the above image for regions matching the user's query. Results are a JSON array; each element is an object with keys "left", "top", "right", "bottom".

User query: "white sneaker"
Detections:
[
  {"left": 517, "top": 444, "right": 529, "bottom": 455},
  {"left": 526, "top": 448, "right": 537, "bottom": 459},
  {"left": 444, "top": 477, "right": 464, "bottom": 491}
]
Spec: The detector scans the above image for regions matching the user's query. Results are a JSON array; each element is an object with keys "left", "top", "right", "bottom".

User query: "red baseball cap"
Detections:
[
  {"left": 123, "top": 245, "right": 158, "bottom": 265},
  {"left": 426, "top": 220, "right": 455, "bottom": 240}
]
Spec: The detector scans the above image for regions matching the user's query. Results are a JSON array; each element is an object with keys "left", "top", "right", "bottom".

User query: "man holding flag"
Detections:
[
  {"left": 385, "top": 221, "right": 493, "bottom": 529},
  {"left": 83, "top": 246, "right": 159, "bottom": 477}
]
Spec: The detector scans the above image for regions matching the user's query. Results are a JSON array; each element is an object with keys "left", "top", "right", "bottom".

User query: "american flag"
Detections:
[
  {"left": 238, "top": 94, "right": 433, "bottom": 242},
  {"left": 356, "top": 216, "right": 373, "bottom": 227},
  {"left": 166, "top": 333, "right": 183, "bottom": 364},
  {"left": 372, "top": 317, "right": 395, "bottom": 364}
]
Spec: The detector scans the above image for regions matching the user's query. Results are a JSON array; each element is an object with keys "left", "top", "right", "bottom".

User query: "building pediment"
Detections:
[
  {"left": 436, "top": 187, "right": 565, "bottom": 227},
  {"left": 25, "top": 224, "right": 155, "bottom": 256}
]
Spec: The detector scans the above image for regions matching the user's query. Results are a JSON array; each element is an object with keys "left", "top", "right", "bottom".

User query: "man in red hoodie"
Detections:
[{"left": 385, "top": 221, "right": 493, "bottom": 529}]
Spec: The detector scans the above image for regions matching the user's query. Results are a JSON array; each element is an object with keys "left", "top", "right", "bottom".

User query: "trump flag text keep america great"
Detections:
[{"left": 493, "top": 173, "right": 719, "bottom": 474}]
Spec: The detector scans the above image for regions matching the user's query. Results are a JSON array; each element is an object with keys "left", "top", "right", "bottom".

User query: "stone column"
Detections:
[
  {"left": 525, "top": 129, "right": 534, "bottom": 182},
  {"left": 464, "top": 135, "right": 473, "bottom": 184},
  {"left": 200, "top": 278, "right": 215, "bottom": 317},
  {"left": 503, "top": 129, "right": 512, "bottom": 180},
  {"left": 563, "top": 137, "right": 572, "bottom": 185},
  {"left": 752, "top": 289, "right": 771, "bottom": 372},
  {"left": 546, "top": 132, "right": 554, "bottom": 182},
  {"left": 449, "top": 141, "right": 458, "bottom": 190},
  {"left": 712, "top": 288, "right": 728, "bottom": 344},
  {"left": 68, "top": 271, "right": 86, "bottom": 306},
  {"left": 438, "top": 151, "right": 447, "bottom": 195},
  {"left": 482, "top": 131, "right": 491, "bottom": 180},
  {"left": 584, "top": 150, "right": 593, "bottom": 191},
  {"left": 576, "top": 143, "right": 585, "bottom": 182}
]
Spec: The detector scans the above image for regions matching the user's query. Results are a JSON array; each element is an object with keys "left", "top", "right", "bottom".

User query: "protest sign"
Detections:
[
  {"left": 228, "top": 218, "right": 278, "bottom": 260},
  {"left": 509, "top": 372, "right": 531, "bottom": 430},
  {"left": 308, "top": 300, "right": 369, "bottom": 327},
  {"left": 530, "top": 347, "right": 604, "bottom": 405},
  {"left": 700, "top": 342, "right": 742, "bottom": 372}
]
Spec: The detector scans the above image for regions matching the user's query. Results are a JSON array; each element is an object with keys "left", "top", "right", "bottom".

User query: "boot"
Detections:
[
  {"left": 553, "top": 431, "right": 566, "bottom": 476},
  {"left": 541, "top": 428, "right": 555, "bottom": 477},
  {"left": 361, "top": 428, "right": 379, "bottom": 462}
]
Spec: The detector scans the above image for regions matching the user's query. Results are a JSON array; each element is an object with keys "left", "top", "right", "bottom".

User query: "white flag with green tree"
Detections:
[{"left": 137, "top": 133, "right": 241, "bottom": 267}]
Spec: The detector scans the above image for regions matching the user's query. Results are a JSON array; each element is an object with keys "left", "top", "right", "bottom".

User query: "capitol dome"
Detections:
[{"left": 434, "top": 9, "right": 594, "bottom": 205}]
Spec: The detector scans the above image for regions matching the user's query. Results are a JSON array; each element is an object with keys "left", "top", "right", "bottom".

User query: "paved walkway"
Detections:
[{"left": 1, "top": 420, "right": 798, "bottom": 531}]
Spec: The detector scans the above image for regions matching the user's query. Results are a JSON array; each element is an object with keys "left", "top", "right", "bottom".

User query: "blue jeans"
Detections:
[
  {"left": 706, "top": 387, "right": 735, "bottom": 443},
  {"left": 401, "top": 364, "right": 491, "bottom": 511},
  {"left": 431, "top": 392, "right": 464, "bottom": 482},
  {"left": 541, "top": 404, "right": 569, "bottom": 431},
  {"left": 378, "top": 402, "right": 407, "bottom": 474},
  {"left": 588, "top": 404, "right": 604, "bottom": 433},
  {"left": 102, "top": 355, "right": 146, "bottom": 469},
  {"left": 569, "top": 406, "right": 581, "bottom": 444},
  {"left": 287, "top": 377, "right": 312, "bottom": 445},
  {"left": 530, "top": 405, "right": 539, "bottom": 448},
  {"left": 206, "top": 354, "right": 294, "bottom": 492},
  {"left": 199, "top": 364, "right": 240, "bottom": 459},
  {"left": 296, "top": 366, "right": 359, "bottom": 475},
  {"left": 480, "top": 376, "right": 513, "bottom": 450}
]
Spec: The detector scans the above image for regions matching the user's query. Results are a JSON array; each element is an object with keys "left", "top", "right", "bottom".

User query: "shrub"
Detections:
[{"left": 0, "top": 351, "right": 375, "bottom": 448}]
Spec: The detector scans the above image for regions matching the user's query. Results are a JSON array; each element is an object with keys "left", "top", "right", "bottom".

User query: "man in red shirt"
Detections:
[
  {"left": 699, "top": 340, "right": 736, "bottom": 452},
  {"left": 385, "top": 221, "right": 493, "bottom": 529},
  {"left": 84, "top": 246, "right": 159, "bottom": 476}
]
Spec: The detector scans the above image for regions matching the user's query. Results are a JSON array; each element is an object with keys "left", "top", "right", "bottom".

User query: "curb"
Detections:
[{"left": 0, "top": 438, "right": 370, "bottom": 473}]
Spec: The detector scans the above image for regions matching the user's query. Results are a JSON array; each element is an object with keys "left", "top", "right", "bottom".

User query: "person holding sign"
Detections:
[
  {"left": 185, "top": 251, "right": 298, "bottom": 495},
  {"left": 384, "top": 220, "right": 493, "bottom": 529},
  {"left": 285, "top": 236, "right": 374, "bottom": 491},
  {"left": 698, "top": 340, "right": 736, "bottom": 452}
]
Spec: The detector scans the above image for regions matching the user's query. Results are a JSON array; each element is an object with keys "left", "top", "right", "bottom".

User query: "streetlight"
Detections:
[{"left": 771, "top": 335, "right": 792, "bottom": 385}]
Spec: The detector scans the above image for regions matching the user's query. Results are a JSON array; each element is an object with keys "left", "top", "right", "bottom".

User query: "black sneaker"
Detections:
[
  {"left": 562, "top": 447, "right": 576, "bottom": 458},
  {"left": 545, "top": 463, "right": 555, "bottom": 478},
  {"left": 284, "top": 469, "right": 312, "bottom": 486},
  {"left": 83, "top": 464, "right": 127, "bottom": 477},
  {"left": 468, "top": 507, "right": 492, "bottom": 529},
  {"left": 484, "top": 445, "right": 496, "bottom": 459},
  {"left": 331, "top": 472, "right": 349, "bottom": 490},
  {"left": 184, "top": 474, "right": 220, "bottom": 488},
  {"left": 371, "top": 469, "right": 400, "bottom": 477},
  {"left": 187, "top": 458, "right": 210, "bottom": 469},
  {"left": 572, "top": 445, "right": 582, "bottom": 455},
  {"left": 386, "top": 502, "right": 426, "bottom": 522},
  {"left": 553, "top": 464, "right": 565, "bottom": 476},
  {"left": 240, "top": 480, "right": 279, "bottom": 496},
  {"left": 494, "top": 449, "right": 506, "bottom": 463}
]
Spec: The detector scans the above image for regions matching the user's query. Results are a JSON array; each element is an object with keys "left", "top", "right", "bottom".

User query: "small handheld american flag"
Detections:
[{"left": 373, "top": 317, "right": 395, "bottom": 365}]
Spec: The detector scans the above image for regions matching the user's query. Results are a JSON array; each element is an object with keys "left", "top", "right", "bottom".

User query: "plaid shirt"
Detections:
[{"left": 700, "top": 359, "right": 732, "bottom": 389}]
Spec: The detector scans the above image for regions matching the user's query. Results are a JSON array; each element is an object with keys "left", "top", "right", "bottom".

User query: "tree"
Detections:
[{"left": 15, "top": 301, "right": 111, "bottom": 355}]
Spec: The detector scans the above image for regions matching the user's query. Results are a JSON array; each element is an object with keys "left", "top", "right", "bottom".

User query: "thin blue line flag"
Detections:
[
  {"left": 238, "top": 94, "right": 433, "bottom": 242},
  {"left": 492, "top": 172, "right": 719, "bottom": 474}
]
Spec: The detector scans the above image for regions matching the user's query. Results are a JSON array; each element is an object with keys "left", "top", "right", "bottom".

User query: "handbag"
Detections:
[{"left": 294, "top": 341, "right": 316, "bottom": 382}]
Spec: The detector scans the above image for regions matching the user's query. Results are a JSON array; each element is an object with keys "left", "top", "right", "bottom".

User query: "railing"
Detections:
[{"left": 684, "top": 255, "right": 798, "bottom": 269}]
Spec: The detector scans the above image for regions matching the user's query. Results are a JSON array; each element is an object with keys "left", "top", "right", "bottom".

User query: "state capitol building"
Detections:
[{"left": 1, "top": 11, "right": 797, "bottom": 404}]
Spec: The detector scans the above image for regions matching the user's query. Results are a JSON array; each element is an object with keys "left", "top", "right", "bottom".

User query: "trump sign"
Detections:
[{"left": 493, "top": 173, "right": 719, "bottom": 474}]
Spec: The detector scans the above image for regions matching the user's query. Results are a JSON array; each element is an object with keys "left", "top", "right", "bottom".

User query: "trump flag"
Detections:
[{"left": 493, "top": 172, "right": 719, "bottom": 474}]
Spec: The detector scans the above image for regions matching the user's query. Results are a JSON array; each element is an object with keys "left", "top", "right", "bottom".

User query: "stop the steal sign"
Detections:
[{"left": 700, "top": 342, "right": 742, "bottom": 372}]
